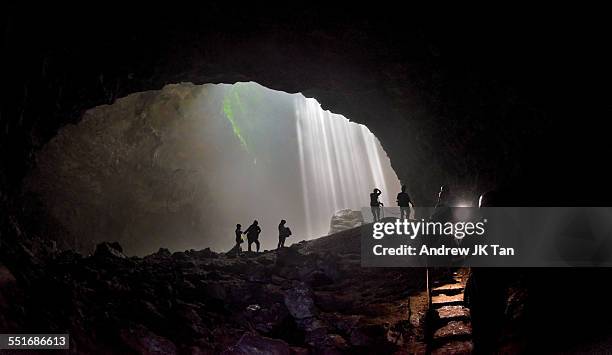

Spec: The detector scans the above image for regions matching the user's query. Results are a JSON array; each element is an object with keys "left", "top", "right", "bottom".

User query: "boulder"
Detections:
[
  {"left": 94, "top": 242, "right": 126, "bottom": 259},
  {"left": 284, "top": 283, "right": 316, "bottom": 320},
  {"left": 328, "top": 209, "right": 364, "bottom": 234},
  {"left": 155, "top": 248, "right": 171, "bottom": 258}
]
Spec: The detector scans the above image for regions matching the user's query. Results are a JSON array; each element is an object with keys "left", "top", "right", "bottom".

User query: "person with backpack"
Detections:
[
  {"left": 396, "top": 185, "right": 413, "bottom": 220},
  {"left": 244, "top": 220, "right": 261, "bottom": 252},
  {"left": 431, "top": 184, "right": 452, "bottom": 222},
  {"left": 277, "top": 219, "right": 292, "bottom": 249}
]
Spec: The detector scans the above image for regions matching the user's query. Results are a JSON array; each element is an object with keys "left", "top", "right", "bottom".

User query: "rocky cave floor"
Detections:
[{"left": 0, "top": 227, "right": 432, "bottom": 354}]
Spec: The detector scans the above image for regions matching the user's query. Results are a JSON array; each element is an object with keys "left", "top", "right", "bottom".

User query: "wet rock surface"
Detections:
[
  {"left": 433, "top": 321, "right": 472, "bottom": 340},
  {"left": 0, "top": 227, "right": 427, "bottom": 353}
]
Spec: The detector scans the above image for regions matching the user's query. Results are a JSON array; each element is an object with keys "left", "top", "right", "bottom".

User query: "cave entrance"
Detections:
[{"left": 25, "top": 82, "right": 401, "bottom": 255}]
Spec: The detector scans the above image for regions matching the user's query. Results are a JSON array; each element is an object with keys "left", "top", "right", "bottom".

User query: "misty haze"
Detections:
[{"left": 25, "top": 82, "right": 400, "bottom": 255}]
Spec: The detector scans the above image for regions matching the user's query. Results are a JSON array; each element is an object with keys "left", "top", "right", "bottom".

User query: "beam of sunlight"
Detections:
[{"left": 295, "top": 97, "right": 401, "bottom": 238}]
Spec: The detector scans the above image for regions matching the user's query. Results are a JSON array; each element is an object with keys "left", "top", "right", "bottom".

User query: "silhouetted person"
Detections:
[
  {"left": 235, "top": 224, "right": 243, "bottom": 254},
  {"left": 435, "top": 184, "right": 450, "bottom": 208},
  {"left": 370, "top": 188, "right": 383, "bottom": 222},
  {"left": 427, "top": 184, "right": 453, "bottom": 264},
  {"left": 465, "top": 190, "right": 507, "bottom": 354},
  {"left": 431, "top": 184, "right": 451, "bottom": 222},
  {"left": 277, "top": 219, "right": 292, "bottom": 249},
  {"left": 396, "top": 185, "right": 413, "bottom": 219},
  {"left": 244, "top": 220, "right": 261, "bottom": 252}
]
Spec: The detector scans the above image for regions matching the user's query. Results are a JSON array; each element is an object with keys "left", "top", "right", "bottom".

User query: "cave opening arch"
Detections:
[{"left": 24, "top": 82, "right": 403, "bottom": 255}]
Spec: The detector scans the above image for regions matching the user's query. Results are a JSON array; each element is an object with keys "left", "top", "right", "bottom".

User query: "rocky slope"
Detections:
[{"left": 0, "top": 226, "right": 428, "bottom": 354}]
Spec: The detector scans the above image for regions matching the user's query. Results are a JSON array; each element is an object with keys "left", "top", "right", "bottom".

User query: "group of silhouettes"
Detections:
[
  {"left": 233, "top": 184, "right": 421, "bottom": 254},
  {"left": 370, "top": 184, "right": 453, "bottom": 222},
  {"left": 233, "top": 219, "right": 292, "bottom": 254},
  {"left": 370, "top": 184, "right": 416, "bottom": 222}
]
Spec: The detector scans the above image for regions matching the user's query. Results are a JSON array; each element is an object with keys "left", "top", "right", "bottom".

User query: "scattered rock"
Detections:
[
  {"left": 246, "top": 302, "right": 290, "bottom": 334},
  {"left": 284, "top": 283, "right": 316, "bottom": 320},
  {"left": 224, "top": 333, "right": 291, "bottom": 355},
  {"left": 246, "top": 304, "right": 261, "bottom": 312},
  {"left": 432, "top": 340, "right": 473, "bottom": 355},
  {"left": 119, "top": 325, "right": 178, "bottom": 355},
  {"left": 2, "top": 227, "right": 426, "bottom": 353}
]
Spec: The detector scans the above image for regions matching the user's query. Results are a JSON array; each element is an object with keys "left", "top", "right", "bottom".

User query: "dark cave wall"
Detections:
[
  {"left": 2, "top": 5, "right": 609, "bottom": 249},
  {"left": 0, "top": 9, "right": 511, "bottom": 202}
]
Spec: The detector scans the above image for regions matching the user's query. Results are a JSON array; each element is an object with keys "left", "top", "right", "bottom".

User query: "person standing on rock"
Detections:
[
  {"left": 396, "top": 185, "right": 413, "bottom": 220},
  {"left": 277, "top": 219, "right": 292, "bottom": 249},
  {"left": 435, "top": 184, "right": 450, "bottom": 208},
  {"left": 235, "top": 224, "right": 244, "bottom": 254},
  {"left": 244, "top": 220, "right": 261, "bottom": 252},
  {"left": 465, "top": 190, "right": 508, "bottom": 354},
  {"left": 370, "top": 188, "right": 383, "bottom": 222},
  {"left": 431, "top": 184, "right": 451, "bottom": 222}
]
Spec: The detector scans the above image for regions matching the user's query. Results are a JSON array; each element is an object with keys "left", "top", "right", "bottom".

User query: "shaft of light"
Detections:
[{"left": 295, "top": 97, "right": 401, "bottom": 237}]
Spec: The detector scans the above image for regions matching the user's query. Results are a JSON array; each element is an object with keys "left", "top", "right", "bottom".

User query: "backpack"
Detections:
[
  {"left": 281, "top": 227, "right": 292, "bottom": 238},
  {"left": 398, "top": 192, "right": 411, "bottom": 206}
]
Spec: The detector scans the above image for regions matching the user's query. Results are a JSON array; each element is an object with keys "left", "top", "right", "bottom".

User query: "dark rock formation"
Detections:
[
  {"left": 0, "top": 227, "right": 428, "bottom": 353},
  {"left": 94, "top": 242, "right": 126, "bottom": 259}
]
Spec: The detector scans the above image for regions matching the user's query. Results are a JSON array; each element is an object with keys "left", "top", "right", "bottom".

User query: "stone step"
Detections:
[
  {"left": 436, "top": 305, "right": 470, "bottom": 321},
  {"left": 428, "top": 270, "right": 472, "bottom": 354},
  {"left": 431, "top": 283, "right": 464, "bottom": 296},
  {"left": 433, "top": 320, "right": 472, "bottom": 342},
  {"left": 431, "top": 293, "right": 464, "bottom": 308},
  {"left": 433, "top": 282, "right": 464, "bottom": 291},
  {"left": 431, "top": 340, "right": 474, "bottom": 355}
]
